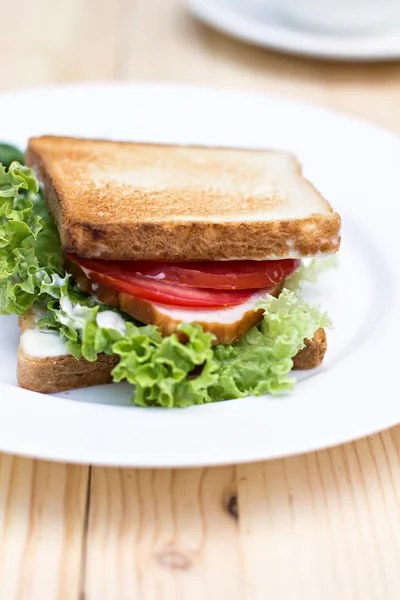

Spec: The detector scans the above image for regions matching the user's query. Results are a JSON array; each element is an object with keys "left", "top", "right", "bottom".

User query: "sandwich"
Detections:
[{"left": 0, "top": 136, "right": 340, "bottom": 407}]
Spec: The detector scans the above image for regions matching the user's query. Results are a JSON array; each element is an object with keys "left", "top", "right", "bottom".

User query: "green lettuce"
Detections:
[
  {"left": 209, "top": 289, "right": 331, "bottom": 400},
  {"left": 30, "top": 282, "right": 329, "bottom": 406},
  {"left": 0, "top": 158, "right": 332, "bottom": 407},
  {"left": 113, "top": 323, "right": 218, "bottom": 407},
  {"left": 0, "top": 161, "right": 63, "bottom": 314},
  {"left": 284, "top": 255, "right": 339, "bottom": 292}
]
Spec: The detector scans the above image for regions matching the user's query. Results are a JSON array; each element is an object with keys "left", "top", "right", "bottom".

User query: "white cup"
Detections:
[{"left": 274, "top": 0, "right": 400, "bottom": 33}]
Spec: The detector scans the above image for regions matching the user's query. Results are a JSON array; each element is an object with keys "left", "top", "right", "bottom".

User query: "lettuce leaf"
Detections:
[
  {"left": 113, "top": 323, "right": 218, "bottom": 407},
  {"left": 209, "top": 289, "right": 331, "bottom": 399},
  {"left": 284, "top": 255, "right": 339, "bottom": 292},
  {"left": 0, "top": 162, "right": 63, "bottom": 314},
  {"left": 0, "top": 159, "right": 332, "bottom": 407},
  {"left": 32, "top": 283, "right": 329, "bottom": 406}
]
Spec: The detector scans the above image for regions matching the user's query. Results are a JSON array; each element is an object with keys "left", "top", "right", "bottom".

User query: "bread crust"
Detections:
[
  {"left": 26, "top": 136, "right": 341, "bottom": 261},
  {"left": 292, "top": 327, "right": 327, "bottom": 369},
  {"left": 17, "top": 350, "right": 118, "bottom": 394}
]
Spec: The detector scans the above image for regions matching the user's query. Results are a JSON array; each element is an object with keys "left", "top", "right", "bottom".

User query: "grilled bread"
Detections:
[
  {"left": 26, "top": 136, "right": 341, "bottom": 262},
  {"left": 17, "top": 312, "right": 118, "bottom": 393}
]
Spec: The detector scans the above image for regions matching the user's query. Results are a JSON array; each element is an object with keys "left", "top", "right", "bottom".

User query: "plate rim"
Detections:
[
  {"left": 1, "top": 79, "right": 399, "bottom": 143},
  {"left": 0, "top": 81, "right": 399, "bottom": 467}
]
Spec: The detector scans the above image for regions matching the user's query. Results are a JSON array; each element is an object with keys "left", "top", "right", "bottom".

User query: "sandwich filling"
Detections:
[
  {"left": 65, "top": 253, "right": 300, "bottom": 344},
  {"left": 0, "top": 155, "right": 337, "bottom": 407}
]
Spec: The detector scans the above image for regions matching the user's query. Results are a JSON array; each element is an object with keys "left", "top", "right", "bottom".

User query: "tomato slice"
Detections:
[
  {"left": 67, "top": 254, "right": 257, "bottom": 308},
  {"left": 68, "top": 255, "right": 300, "bottom": 290},
  {"left": 126, "top": 258, "right": 301, "bottom": 289}
]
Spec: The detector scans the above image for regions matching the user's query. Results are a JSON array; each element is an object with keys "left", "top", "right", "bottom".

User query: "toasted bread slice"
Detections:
[
  {"left": 17, "top": 312, "right": 326, "bottom": 394},
  {"left": 17, "top": 312, "right": 118, "bottom": 393},
  {"left": 26, "top": 136, "right": 341, "bottom": 262},
  {"left": 17, "top": 348, "right": 118, "bottom": 394}
]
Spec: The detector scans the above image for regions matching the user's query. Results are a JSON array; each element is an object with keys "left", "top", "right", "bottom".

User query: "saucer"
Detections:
[{"left": 188, "top": 0, "right": 400, "bottom": 60}]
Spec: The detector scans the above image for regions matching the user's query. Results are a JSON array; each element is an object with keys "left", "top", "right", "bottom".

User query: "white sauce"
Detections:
[
  {"left": 20, "top": 329, "right": 69, "bottom": 358},
  {"left": 59, "top": 297, "right": 91, "bottom": 333},
  {"left": 31, "top": 304, "right": 47, "bottom": 322},
  {"left": 52, "top": 273, "right": 67, "bottom": 288},
  {"left": 96, "top": 311, "right": 126, "bottom": 335}
]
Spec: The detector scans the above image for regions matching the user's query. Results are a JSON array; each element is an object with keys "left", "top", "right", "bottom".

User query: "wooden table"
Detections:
[{"left": 1, "top": 1, "right": 400, "bottom": 598}]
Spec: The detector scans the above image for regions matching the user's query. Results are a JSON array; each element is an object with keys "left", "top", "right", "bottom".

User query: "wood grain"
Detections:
[
  {"left": 238, "top": 434, "right": 400, "bottom": 600},
  {"left": 0, "top": 455, "right": 88, "bottom": 600},
  {"left": 0, "top": 0, "right": 122, "bottom": 90},
  {"left": 84, "top": 467, "right": 243, "bottom": 600},
  {"left": 1, "top": 0, "right": 400, "bottom": 598}
]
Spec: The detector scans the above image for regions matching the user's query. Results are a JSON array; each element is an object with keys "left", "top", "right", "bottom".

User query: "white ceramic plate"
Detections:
[
  {"left": 0, "top": 82, "right": 399, "bottom": 467},
  {"left": 188, "top": 0, "right": 400, "bottom": 61}
]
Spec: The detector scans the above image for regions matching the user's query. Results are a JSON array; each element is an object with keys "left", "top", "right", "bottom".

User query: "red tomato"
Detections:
[
  {"left": 68, "top": 255, "right": 300, "bottom": 290},
  {"left": 67, "top": 254, "right": 257, "bottom": 308},
  {"left": 126, "top": 258, "right": 301, "bottom": 289}
]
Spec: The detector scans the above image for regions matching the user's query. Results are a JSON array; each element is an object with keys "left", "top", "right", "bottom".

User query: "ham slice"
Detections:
[{"left": 118, "top": 285, "right": 282, "bottom": 344}]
